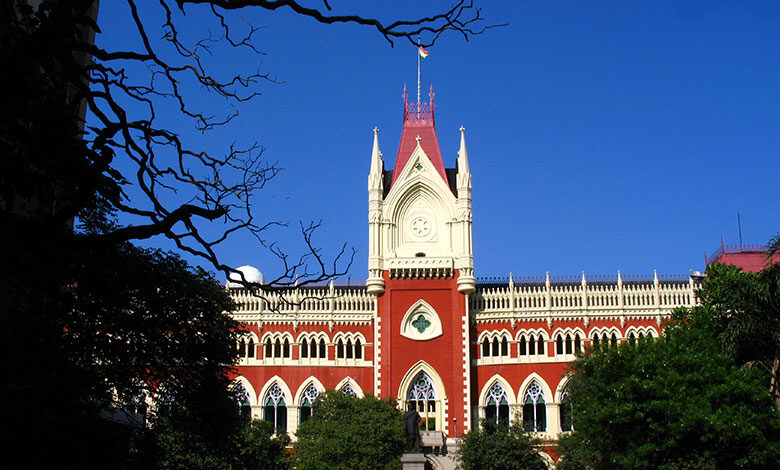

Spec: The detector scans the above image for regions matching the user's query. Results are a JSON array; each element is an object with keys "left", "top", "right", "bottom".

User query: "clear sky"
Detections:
[{"left": 93, "top": 1, "right": 780, "bottom": 283}]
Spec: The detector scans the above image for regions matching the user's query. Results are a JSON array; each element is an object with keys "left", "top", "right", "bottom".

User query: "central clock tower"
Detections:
[{"left": 367, "top": 87, "right": 475, "bottom": 437}]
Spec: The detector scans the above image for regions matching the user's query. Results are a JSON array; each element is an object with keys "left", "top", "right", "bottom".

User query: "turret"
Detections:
[
  {"left": 455, "top": 126, "right": 475, "bottom": 294},
  {"left": 367, "top": 127, "right": 386, "bottom": 296}
]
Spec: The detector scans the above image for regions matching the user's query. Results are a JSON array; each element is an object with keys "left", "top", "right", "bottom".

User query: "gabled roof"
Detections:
[{"left": 390, "top": 87, "right": 448, "bottom": 188}]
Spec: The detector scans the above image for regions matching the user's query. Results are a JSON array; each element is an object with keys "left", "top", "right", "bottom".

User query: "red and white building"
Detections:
[{"left": 227, "top": 89, "right": 701, "bottom": 465}]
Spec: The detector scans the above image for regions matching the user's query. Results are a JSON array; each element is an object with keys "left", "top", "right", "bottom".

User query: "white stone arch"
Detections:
[
  {"left": 478, "top": 374, "right": 516, "bottom": 407},
  {"left": 385, "top": 176, "right": 457, "bottom": 257},
  {"left": 293, "top": 376, "right": 326, "bottom": 406},
  {"left": 517, "top": 373, "right": 553, "bottom": 406},
  {"left": 397, "top": 361, "right": 448, "bottom": 433},
  {"left": 554, "top": 375, "right": 572, "bottom": 403},
  {"left": 258, "top": 376, "right": 293, "bottom": 408},
  {"left": 400, "top": 299, "right": 443, "bottom": 341},
  {"left": 515, "top": 328, "right": 549, "bottom": 342},
  {"left": 335, "top": 377, "right": 365, "bottom": 398},
  {"left": 232, "top": 375, "right": 258, "bottom": 407}
]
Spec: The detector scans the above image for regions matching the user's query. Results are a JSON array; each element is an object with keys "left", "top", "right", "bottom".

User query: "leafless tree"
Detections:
[{"left": 5, "top": 0, "right": 502, "bottom": 292}]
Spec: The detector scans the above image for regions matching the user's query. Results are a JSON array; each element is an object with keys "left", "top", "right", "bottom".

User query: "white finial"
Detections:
[
  {"left": 369, "top": 127, "right": 382, "bottom": 175},
  {"left": 415, "top": 135, "right": 422, "bottom": 143},
  {"left": 457, "top": 126, "right": 469, "bottom": 174}
]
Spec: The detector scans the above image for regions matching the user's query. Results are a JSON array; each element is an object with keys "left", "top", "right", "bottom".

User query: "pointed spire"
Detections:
[
  {"left": 457, "top": 125, "right": 470, "bottom": 174},
  {"left": 369, "top": 127, "right": 382, "bottom": 174}
]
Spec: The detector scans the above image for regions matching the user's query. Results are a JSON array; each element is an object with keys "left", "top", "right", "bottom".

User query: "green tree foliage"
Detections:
[
  {"left": 294, "top": 391, "right": 406, "bottom": 470},
  {"left": 456, "top": 419, "right": 546, "bottom": 470},
  {"left": 691, "top": 262, "right": 780, "bottom": 407},
  {"left": 154, "top": 414, "right": 290, "bottom": 470},
  {"left": 558, "top": 315, "right": 780, "bottom": 470}
]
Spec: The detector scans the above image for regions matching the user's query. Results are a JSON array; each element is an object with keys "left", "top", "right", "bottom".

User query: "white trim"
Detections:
[
  {"left": 335, "top": 377, "right": 365, "bottom": 398},
  {"left": 293, "top": 376, "right": 326, "bottom": 406},
  {"left": 232, "top": 375, "right": 258, "bottom": 407}
]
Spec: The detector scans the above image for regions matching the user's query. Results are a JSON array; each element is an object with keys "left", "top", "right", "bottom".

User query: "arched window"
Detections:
[
  {"left": 501, "top": 337, "right": 508, "bottom": 356},
  {"left": 265, "top": 338, "right": 272, "bottom": 358},
  {"left": 485, "top": 382, "right": 510, "bottom": 427},
  {"left": 300, "top": 338, "right": 309, "bottom": 358},
  {"left": 492, "top": 337, "right": 499, "bottom": 357},
  {"left": 522, "top": 380, "right": 546, "bottom": 432},
  {"left": 273, "top": 338, "right": 281, "bottom": 358},
  {"left": 247, "top": 338, "right": 255, "bottom": 358},
  {"left": 529, "top": 334, "right": 537, "bottom": 355},
  {"left": 318, "top": 339, "right": 326, "bottom": 359},
  {"left": 283, "top": 338, "right": 290, "bottom": 358},
  {"left": 519, "top": 336, "right": 527, "bottom": 355},
  {"left": 263, "top": 383, "right": 287, "bottom": 434},
  {"left": 565, "top": 334, "right": 572, "bottom": 354},
  {"left": 341, "top": 384, "right": 357, "bottom": 397},
  {"left": 610, "top": 333, "right": 618, "bottom": 348},
  {"left": 346, "top": 339, "right": 354, "bottom": 359},
  {"left": 355, "top": 339, "right": 362, "bottom": 359},
  {"left": 406, "top": 372, "right": 439, "bottom": 431},
  {"left": 638, "top": 332, "right": 645, "bottom": 341},
  {"left": 560, "top": 387, "right": 573, "bottom": 432},
  {"left": 238, "top": 339, "right": 247, "bottom": 357},
  {"left": 482, "top": 338, "right": 490, "bottom": 357},
  {"left": 299, "top": 383, "right": 320, "bottom": 424},
  {"left": 628, "top": 332, "right": 636, "bottom": 346},
  {"left": 337, "top": 339, "right": 344, "bottom": 359},
  {"left": 236, "top": 384, "right": 251, "bottom": 420},
  {"left": 592, "top": 334, "right": 599, "bottom": 349},
  {"left": 556, "top": 335, "right": 564, "bottom": 355},
  {"left": 574, "top": 334, "right": 581, "bottom": 354}
]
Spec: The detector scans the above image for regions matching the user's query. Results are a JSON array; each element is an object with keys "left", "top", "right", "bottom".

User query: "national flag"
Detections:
[{"left": 418, "top": 46, "right": 430, "bottom": 60}]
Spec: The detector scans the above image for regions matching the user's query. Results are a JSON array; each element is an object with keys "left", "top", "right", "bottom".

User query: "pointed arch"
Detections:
[
  {"left": 335, "top": 377, "right": 365, "bottom": 398},
  {"left": 231, "top": 375, "right": 258, "bottom": 407},
  {"left": 293, "top": 376, "right": 326, "bottom": 406},
  {"left": 258, "top": 376, "right": 292, "bottom": 408},
  {"left": 477, "top": 374, "right": 515, "bottom": 407},
  {"left": 517, "top": 373, "right": 553, "bottom": 407},
  {"left": 397, "top": 361, "right": 448, "bottom": 432}
]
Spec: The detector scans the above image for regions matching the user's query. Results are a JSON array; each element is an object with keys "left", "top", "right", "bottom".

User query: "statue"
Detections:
[{"left": 402, "top": 402, "right": 422, "bottom": 452}]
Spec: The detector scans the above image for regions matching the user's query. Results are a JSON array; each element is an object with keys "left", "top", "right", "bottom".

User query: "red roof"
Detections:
[{"left": 390, "top": 92, "right": 448, "bottom": 188}]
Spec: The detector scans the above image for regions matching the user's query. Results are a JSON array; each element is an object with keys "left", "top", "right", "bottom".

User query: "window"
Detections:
[
  {"left": 346, "top": 339, "right": 353, "bottom": 359},
  {"left": 406, "top": 372, "right": 439, "bottom": 431},
  {"left": 235, "top": 384, "right": 251, "bottom": 420},
  {"left": 519, "top": 336, "right": 527, "bottom": 355},
  {"left": 628, "top": 332, "right": 636, "bottom": 346},
  {"left": 574, "top": 334, "right": 581, "bottom": 354},
  {"left": 273, "top": 339, "right": 281, "bottom": 357},
  {"left": 485, "top": 382, "right": 510, "bottom": 427},
  {"left": 263, "top": 383, "right": 287, "bottom": 434},
  {"left": 299, "top": 383, "right": 320, "bottom": 424},
  {"left": 560, "top": 387, "right": 573, "bottom": 432},
  {"left": 610, "top": 333, "right": 618, "bottom": 348},
  {"left": 522, "top": 380, "right": 546, "bottom": 432},
  {"left": 482, "top": 338, "right": 490, "bottom": 357},
  {"left": 337, "top": 339, "right": 344, "bottom": 359},
  {"left": 247, "top": 338, "right": 254, "bottom": 358},
  {"left": 265, "top": 338, "right": 272, "bottom": 358},
  {"left": 501, "top": 337, "right": 508, "bottom": 356},
  {"left": 355, "top": 339, "right": 362, "bottom": 359},
  {"left": 556, "top": 335, "right": 563, "bottom": 355},
  {"left": 565, "top": 334, "right": 572, "bottom": 354},
  {"left": 283, "top": 338, "right": 290, "bottom": 358},
  {"left": 301, "top": 338, "right": 309, "bottom": 358},
  {"left": 319, "top": 339, "right": 326, "bottom": 358},
  {"left": 492, "top": 337, "right": 499, "bottom": 356},
  {"left": 341, "top": 384, "right": 358, "bottom": 397},
  {"left": 592, "top": 334, "right": 599, "bottom": 349}
]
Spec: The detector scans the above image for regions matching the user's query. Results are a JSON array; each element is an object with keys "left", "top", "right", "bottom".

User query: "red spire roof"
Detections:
[{"left": 390, "top": 85, "right": 448, "bottom": 187}]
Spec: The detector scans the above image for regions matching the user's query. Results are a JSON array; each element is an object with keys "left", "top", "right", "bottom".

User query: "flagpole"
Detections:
[{"left": 417, "top": 35, "right": 421, "bottom": 118}]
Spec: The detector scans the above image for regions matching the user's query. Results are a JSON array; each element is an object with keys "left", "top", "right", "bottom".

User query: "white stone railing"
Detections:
[
  {"left": 228, "top": 284, "right": 374, "bottom": 325},
  {"left": 472, "top": 272, "right": 698, "bottom": 322}
]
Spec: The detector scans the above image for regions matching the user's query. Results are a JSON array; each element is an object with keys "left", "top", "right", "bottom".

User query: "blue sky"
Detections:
[{"left": 94, "top": 1, "right": 780, "bottom": 282}]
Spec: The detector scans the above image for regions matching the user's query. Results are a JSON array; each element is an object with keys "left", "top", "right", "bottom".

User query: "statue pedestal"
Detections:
[{"left": 401, "top": 452, "right": 427, "bottom": 470}]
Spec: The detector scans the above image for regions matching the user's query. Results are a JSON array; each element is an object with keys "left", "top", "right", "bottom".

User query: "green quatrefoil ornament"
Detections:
[{"left": 412, "top": 314, "right": 431, "bottom": 334}]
